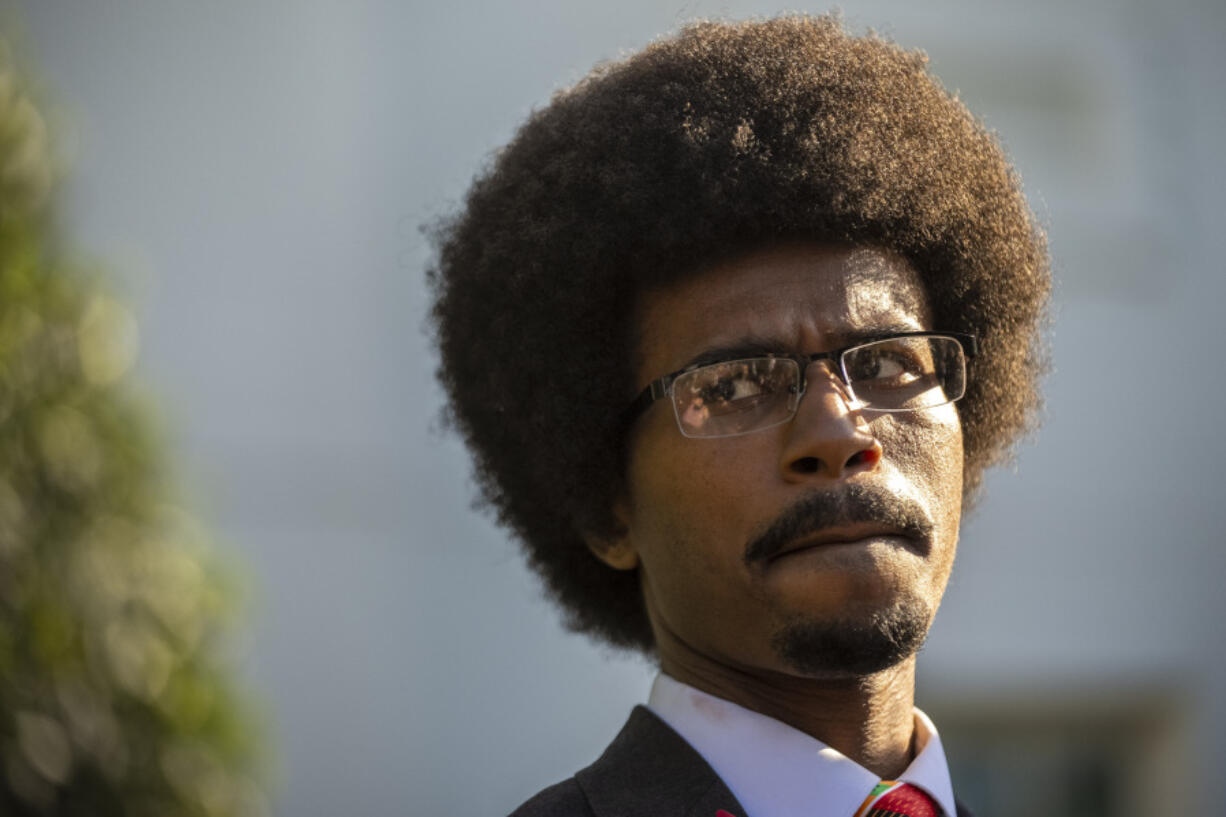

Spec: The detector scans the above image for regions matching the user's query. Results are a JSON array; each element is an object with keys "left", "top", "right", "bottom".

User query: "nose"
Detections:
[{"left": 778, "top": 360, "right": 882, "bottom": 481}]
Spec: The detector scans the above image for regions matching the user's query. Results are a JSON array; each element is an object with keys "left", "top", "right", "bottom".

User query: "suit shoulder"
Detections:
[{"left": 508, "top": 777, "right": 595, "bottom": 817}]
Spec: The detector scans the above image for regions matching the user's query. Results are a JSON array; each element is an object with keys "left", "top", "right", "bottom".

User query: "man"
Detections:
[{"left": 429, "top": 15, "right": 1048, "bottom": 817}]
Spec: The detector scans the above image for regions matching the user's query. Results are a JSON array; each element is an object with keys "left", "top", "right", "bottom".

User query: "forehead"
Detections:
[{"left": 634, "top": 243, "right": 932, "bottom": 378}]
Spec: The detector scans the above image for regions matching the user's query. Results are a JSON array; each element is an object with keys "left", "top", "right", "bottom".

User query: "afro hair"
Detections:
[{"left": 429, "top": 15, "right": 1049, "bottom": 652}]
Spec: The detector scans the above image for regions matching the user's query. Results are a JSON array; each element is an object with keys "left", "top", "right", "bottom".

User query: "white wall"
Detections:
[{"left": 11, "top": 0, "right": 1225, "bottom": 814}]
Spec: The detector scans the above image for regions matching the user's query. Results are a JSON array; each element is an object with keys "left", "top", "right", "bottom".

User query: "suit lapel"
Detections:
[
  {"left": 574, "top": 706, "right": 978, "bottom": 817},
  {"left": 575, "top": 706, "right": 747, "bottom": 817}
]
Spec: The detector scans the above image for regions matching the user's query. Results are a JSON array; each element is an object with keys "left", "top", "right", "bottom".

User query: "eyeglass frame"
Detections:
[{"left": 621, "top": 331, "right": 978, "bottom": 436}]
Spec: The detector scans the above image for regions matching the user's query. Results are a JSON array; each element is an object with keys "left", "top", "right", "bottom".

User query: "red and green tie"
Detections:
[{"left": 854, "top": 781, "right": 941, "bottom": 817}]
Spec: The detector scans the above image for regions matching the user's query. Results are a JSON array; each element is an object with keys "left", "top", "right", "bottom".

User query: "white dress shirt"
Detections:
[{"left": 647, "top": 673, "right": 957, "bottom": 817}]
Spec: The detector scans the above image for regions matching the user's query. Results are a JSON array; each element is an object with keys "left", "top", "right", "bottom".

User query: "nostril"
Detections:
[
  {"left": 846, "top": 449, "right": 880, "bottom": 468},
  {"left": 790, "top": 456, "right": 821, "bottom": 474}
]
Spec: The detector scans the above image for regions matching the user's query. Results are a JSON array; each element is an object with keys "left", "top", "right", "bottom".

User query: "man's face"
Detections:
[{"left": 595, "top": 243, "right": 964, "bottom": 680}]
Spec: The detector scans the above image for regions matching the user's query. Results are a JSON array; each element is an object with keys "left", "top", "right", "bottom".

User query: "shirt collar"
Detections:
[{"left": 647, "top": 673, "right": 957, "bottom": 817}]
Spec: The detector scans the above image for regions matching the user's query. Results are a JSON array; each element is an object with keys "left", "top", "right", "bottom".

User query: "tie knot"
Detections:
[{"left": 857, "top": 781, "right": 941, "bottom": 817}]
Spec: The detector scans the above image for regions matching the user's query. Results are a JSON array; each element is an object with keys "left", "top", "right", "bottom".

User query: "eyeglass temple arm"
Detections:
[{"left": 621, "top": 377, "right": 670, "bottom": 430}]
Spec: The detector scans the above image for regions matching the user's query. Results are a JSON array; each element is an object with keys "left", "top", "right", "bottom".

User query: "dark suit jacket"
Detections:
[{"left": 509, "top": 706, "right": 975, "bottom": 817}]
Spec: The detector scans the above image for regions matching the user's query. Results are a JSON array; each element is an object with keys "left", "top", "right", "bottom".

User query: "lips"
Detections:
[{"left": 765, "top": 524, "right": 913, "bottom": 563}]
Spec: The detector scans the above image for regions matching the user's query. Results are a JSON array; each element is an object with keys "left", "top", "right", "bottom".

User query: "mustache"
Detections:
[{"left": 743, "top": 483, "right": 934, "bottom": 565}]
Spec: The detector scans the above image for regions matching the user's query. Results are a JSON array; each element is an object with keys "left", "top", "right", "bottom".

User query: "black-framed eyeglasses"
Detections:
[{"left": 622, "top": 331, "right": 977, "bottom": 439}]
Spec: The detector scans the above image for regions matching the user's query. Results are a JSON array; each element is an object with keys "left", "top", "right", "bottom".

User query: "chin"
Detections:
[{"left": 770, "top": 598, "right": 932, "bottom": 678}]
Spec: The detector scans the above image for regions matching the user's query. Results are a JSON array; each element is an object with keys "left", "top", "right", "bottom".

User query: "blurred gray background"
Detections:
[{"left": 8, "top": 0, "right": 1225, "bottom": 814}]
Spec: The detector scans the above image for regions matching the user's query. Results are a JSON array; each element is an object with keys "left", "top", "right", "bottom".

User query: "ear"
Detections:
[{"left": 583, "top": 497, "right": 639, "bottom": 571}]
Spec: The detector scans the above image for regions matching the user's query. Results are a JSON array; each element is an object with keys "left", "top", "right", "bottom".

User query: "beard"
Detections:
[{"left": 770, "top": 595, "right": 932, "bottom": 678}]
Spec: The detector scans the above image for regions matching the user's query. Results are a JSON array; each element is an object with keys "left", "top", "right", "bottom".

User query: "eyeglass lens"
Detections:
[{"left": 670, "top": 336, "right": 966, "bottom": 438}]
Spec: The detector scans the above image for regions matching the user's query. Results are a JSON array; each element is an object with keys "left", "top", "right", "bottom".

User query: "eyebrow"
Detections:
[
  {"left": 681, "top": 338, "right": 781, "bottom": 371},
  {"left": 679, "top": 323, "right": 924, "bottom": 371}
]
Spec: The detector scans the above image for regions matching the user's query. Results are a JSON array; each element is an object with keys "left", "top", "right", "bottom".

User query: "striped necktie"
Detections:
[{"left": 853, "top": 781, "right": 941, "bottom": 817}]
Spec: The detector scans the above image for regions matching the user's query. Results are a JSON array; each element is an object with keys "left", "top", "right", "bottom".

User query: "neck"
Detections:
[{"left": 659, "top": 650, "right": 919, "bottom": 780}]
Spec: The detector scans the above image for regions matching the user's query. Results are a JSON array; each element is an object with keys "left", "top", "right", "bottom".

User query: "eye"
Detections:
[
  {"left": 837, "top": 336, "right": 964, "bottom": 412},
  {"left": 847, "top": 343, "right": 929, "bottom": 386},
  {"left": 864, "top": 353, "right": 921, "bottom": 382},
  {"left": 670, "top": 357, "right": 802, "bottom": 435},
  {"left": 683, "top": 359, "right": 788, "bottom": 413},
  {"left": 700, "top": 365, "right": 768, "bottom": 403}
]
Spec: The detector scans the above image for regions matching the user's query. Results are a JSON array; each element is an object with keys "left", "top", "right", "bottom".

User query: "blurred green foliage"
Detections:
[{"left": 0, "top": 42, "right": 265, "bottom": 817}]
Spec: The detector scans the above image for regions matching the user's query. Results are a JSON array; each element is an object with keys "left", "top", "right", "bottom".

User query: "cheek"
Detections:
[
  {"left": 628, "top": 445, "right": 738, "bottom": 553},
  {"left": 872, "top": 407, "right": 964, "bottom": 546},
  {"left": 873, "top": 407, "right": 962, "bottom": 488},
  {"left": 623, "top": 438, "right": 773, "bottom": 587}
]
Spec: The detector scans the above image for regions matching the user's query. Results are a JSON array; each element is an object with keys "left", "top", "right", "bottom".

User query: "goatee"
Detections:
[{"left": 771, "top": 597, "right": 931, "bottom": 677}]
